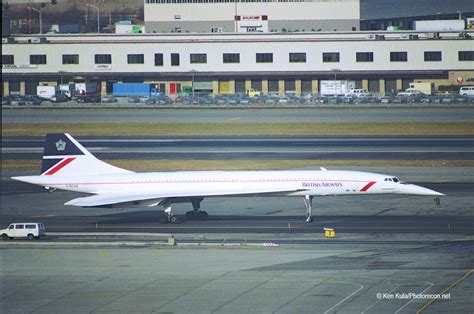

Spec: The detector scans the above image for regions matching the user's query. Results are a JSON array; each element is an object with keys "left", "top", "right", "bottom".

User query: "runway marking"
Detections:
[
  {"left": 416, "top": 269, "right": 474, "bottom": 314},
  {"left": 324, "top": 280, "right": 364, "bottom": 314},
  {"left": 395, "top": 282, "right": 434, "bottom": 314},
  {"left": 226, "top": 117, "right": 241, "bottom": 121},
  {"left": 362, "top": 284, "right": 399, "bottom": 313}
]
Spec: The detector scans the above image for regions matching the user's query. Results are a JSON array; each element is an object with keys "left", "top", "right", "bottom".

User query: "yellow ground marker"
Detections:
[{"left": 416, "top": 268, "right": 474, "bottom": 313}]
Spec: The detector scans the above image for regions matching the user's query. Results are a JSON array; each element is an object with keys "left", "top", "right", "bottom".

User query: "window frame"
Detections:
[
  {"left": 458, "top": 51, "right": 474, "bottom": 61},
  {"left": 390, "top": 51, "right": 408, "bottom": 62},
  {"left": 127, "top": 54, "right": 145, "bottom": 64},
  {"left": 171, "top": 53, "right": 180, "bottom": 66},
  {"left": 322, "top": 52, "right": 340, "bottom": 63},
  {"left": 223, "top": 53, "right": 240, "bottom": 64},
  {"left": 424, "top": 51, "right": 442, "bottom": 62},
  {"left": 289, "top": 52, "right": 306, "bottom": 63},
  {"left": 62, "top": 54, "right": 79, "bottom": 65},
  {"left": 95, "top": 54, "right": 112, "bottom": 64},
  {"left": 356, "top": 52, "right": 374, "bottom": 62},
  {"left": 190, "top": 53, "right": 207, "bottom": 64},
  {"left": 2, "top": 55, "right": 14, "bottom": 65},
  {"left": 256, "top": 53, "right": 273, "bottom": 63},
  {"left": 154, "top": 53, "right": 164, "bottom": 66},
  {"left": 29, "top": 54, "right": 47, "bottom": 65}
]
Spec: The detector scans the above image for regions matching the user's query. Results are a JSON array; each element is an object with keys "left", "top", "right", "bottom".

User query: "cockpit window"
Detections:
[{"left": 392, "top": 177, "right": 399, "bottom": 183}]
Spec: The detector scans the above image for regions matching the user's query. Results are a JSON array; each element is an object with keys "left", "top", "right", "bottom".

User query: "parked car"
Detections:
[
  {"left": 75, "top": 94, "right": 101, "bottom": 103},
  {"left": 1, "top": 222, "right": 45, "bottom": 240}
]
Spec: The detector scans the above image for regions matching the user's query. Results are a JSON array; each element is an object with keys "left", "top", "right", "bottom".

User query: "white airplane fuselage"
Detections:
[{"left": 15, "top": 170, "right": 440, "bottom": 197}]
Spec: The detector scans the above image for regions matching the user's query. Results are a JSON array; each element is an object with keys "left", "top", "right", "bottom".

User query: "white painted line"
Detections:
[
  {"left": 324, "top": 281, "right": 364, "bottom": 314},
  {"left": 394, "top": 282, "right": 434, "bottom": 314},
  {"left": 362, "top": 284, "right": 399, "bottom": 313}
]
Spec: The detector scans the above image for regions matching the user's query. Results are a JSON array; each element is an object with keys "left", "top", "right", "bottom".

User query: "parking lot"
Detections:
[{"left": 2, "top": 92, "right": 474, "bottom": 107}]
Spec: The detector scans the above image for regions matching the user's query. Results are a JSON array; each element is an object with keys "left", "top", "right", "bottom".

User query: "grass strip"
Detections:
[
  {"left": 3, "top": 122, "right": 474, "bottom": 136},
  {"left": 3, "top": 159, "right": 473, "bottom": 173}
]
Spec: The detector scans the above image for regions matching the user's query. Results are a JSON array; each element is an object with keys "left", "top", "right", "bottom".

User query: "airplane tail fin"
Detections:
[{"left": 40, "top": 133, "right": 133, "bottom": 176}]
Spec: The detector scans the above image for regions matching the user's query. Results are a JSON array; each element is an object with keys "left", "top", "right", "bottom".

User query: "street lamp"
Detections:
[
  {"left": 27, "top": 6, "right": 42, "bottom": 34},
  {"left": 86, "top": 4, "right": 100, "bottom": 33},
  {"left": 331, "top": 68, "right": 341, "bottom": 100},
  {"left": 190, "top": 70, "right": 196, "bottom": 98}
]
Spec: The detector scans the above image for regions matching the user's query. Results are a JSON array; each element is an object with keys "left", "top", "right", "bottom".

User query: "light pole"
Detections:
[
  {"left": 190, "top": 70, "right": 196, "bottom": 98},
  {"left": 331, "top": 68, "right": 341, "bottom": 97},
  {"left": 86, "top": 4, "right": 100, "bottom": 33},
  {"left": 27, "top": 6, "right": 42, "bottom": 34}
]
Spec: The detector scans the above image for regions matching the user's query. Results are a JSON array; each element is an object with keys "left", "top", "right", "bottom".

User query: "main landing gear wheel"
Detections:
[
  {"left": 185, "top": 210, "right": 208, "bottom": 220},
  {"left": 303, "top": 195, "right": 314, "bottom": 223}
]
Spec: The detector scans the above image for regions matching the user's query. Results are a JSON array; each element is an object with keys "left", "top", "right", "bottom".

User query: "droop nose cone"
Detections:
[{"left": 400, "top": 184, "right": 445, "bottom": 196}]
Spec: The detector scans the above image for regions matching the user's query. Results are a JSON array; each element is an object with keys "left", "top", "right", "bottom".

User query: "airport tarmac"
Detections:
[
  {"left": 3, "top": 135, "right": 473, "bottom": 161},
  {"left": 2, "top": 107, "right": 473, "bottom": 124},
  {"left": 2, "top": 108, "right": 473, "bottom": 312}
]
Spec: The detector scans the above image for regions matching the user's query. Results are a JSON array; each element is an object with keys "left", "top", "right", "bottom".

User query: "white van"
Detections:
[
  {"left": 459, "top": 86, "right": 474, "bottom": 97},
  {"left": 1, "top": 223, "right": 45, "bottom": 240},
  {"left": 345, "top": 89, "right": 366, "bottom": 97}
]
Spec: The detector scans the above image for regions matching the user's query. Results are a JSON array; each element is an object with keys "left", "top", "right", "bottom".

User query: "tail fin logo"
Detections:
[{"left": 55, "top": 139, "right": 66, "bottom": 151}]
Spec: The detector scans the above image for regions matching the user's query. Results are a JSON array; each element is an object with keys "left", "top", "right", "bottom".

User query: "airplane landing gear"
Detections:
[
  {"left": 159, "top": 201, "right": 179, "bottom": 224},
  {"left": 303, "top": 195, "right": 313, "bottom": 223},
  {"left": 185, "top": 198, "right": 208, "bottom": 220}
]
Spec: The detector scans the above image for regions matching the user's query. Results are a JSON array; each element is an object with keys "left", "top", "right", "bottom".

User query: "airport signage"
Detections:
[
  {"left": 95, "top": 64, "right": 112, "bottom": 70},
  {"left": 2, "top": 64, "right": 37, "bottom": 69}
]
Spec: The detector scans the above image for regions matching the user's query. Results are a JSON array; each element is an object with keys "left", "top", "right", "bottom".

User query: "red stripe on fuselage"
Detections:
[
  {"left": 360, "top": 181, "right": 376, "bottom": 192},
  {"left": 44, "top": 157, "right": 76, "bottom": 175}
]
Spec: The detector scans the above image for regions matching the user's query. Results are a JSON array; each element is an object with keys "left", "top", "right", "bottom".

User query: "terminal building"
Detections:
[{"left": 2, "top": 31, "right": 473, "bottom": 97}]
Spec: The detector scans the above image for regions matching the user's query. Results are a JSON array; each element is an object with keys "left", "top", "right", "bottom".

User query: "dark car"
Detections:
[{"left": 75, "top": 94, "right": 101, "bottom": 103}]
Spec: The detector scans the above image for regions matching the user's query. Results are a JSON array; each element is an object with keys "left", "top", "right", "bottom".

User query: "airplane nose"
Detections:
[{"left": 399, "top": 184, "right": 445, "bottom": 196}]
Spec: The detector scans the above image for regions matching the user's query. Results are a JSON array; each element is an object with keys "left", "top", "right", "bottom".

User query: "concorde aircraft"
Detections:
[{"left": 12, "top": 133, "right": 444, "bottom": 223}]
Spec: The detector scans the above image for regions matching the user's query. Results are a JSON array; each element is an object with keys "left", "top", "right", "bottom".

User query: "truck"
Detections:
[
  {"left": 73, "top": 82, "right": 99, "bottom": 96},
  {"left": 413, "top": 20, "right": 465, "bottom": 31},
  {"left": 320, "top": 80, "right": 356, "bottom": 96},
  {"left": 406, "top": 82, "right": 435, "bottom": 95},
  {"left": 246, "top": 89, "right": 261, "bottom": 97},
  {"left": 112, "top": 83, "right": 161, "bottom": 98}
]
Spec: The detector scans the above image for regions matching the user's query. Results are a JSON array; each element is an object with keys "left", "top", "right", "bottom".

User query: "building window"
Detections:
[
  {"left": 2, "top": 55, "right": 14, "bottom": 65},
  {"left": 190, "top": 53, "right": 207, "bottom": 64},
  {"left": 424, "top": 51, "right": 442, "bottom": 62},
  {"left": 30, "top": 54, "right": 47, "bottom": 65},
  {"left": 128, "top": 54, "right": 144, "bottom": 64},
  {"left": 356, "top": 52, "right": 373, "bottom": 62},
  {"left": 62, "top": 54, "right": 79, "bottom": 65},
  {"left": 171, "top": 53, "right": 180, "bottom": 66},
  {"left": 223, "top": 53, "right": 240, "bottom": 63},
  {"left": 256, "top": 53, "right": 273, "bottom": 63},
  {"left": 390, "top": 52, "right": 407, "bottom": 62},
  {"left": 154, "top": 53, "right": 163, "bottom": 66},
  {"left": 458, "top": 51, "right": 474, "bottom": 61},
  {"left": 289, "top": 52, "right": 306, "bottom": 63},
  {"left": 95, "top": 54, "right": 112, "bottom": 64},
  {"left": 323, "top": 52, "right": 340, "bottom": 63}
]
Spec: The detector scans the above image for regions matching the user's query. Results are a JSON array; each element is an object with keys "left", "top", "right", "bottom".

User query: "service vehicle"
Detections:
[
  {"left": 459, "top": 86, "right": 474, "bottom": 97},
  {"left": 320, "top": 80, "right": 356, "bottom": 96},
  {"left": 407, "top": 82, "right": 434, "bottom": 95},
  {"left": 113, "top": 83, "right": 161, "bottom": 98},
  {"left": 1, "top": 223, "right": 45, "bottom": 240},
  {"left": 246, "top": 89, "right": 261, "bottom": 97}
]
